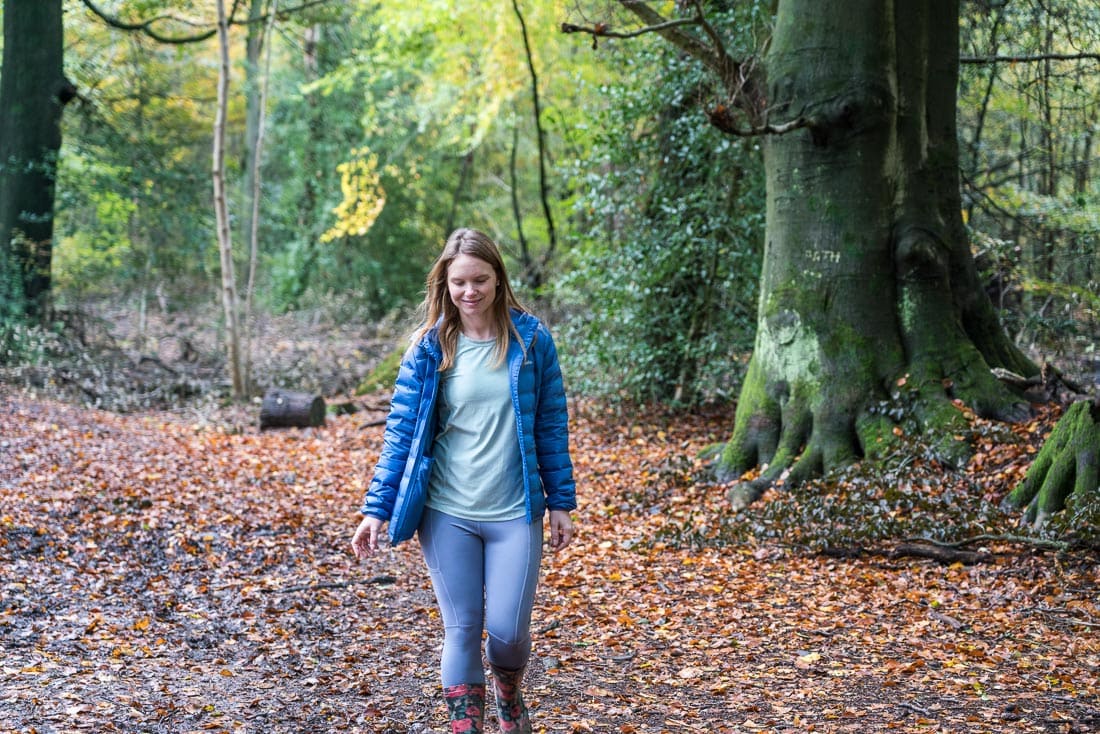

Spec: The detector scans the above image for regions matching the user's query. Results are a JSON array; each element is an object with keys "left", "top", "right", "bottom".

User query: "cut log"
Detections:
[{"left": 259, "top": 389, "right": 325, "bottom": 430}]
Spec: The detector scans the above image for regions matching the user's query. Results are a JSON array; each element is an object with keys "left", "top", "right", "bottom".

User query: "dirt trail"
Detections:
[{"left": 2, "top": 389, "right": 1098, "bottom": 733}]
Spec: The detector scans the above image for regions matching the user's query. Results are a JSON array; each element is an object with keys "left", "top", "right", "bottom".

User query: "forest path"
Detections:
[{"left": 2, "top": 388, "right": 1098, "bottom": 733}]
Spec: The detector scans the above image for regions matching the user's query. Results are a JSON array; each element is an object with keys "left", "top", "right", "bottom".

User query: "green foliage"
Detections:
[
  {"left": 56, "top": 16, "right": 219, "bottom": 307},
  {"left": 557, "top": 9, "right": 767, "bottom": 405},
  {"left": 1048, "top": 480, "right": 1100, "bottom": 540},
  {"left": 53, "top": 159, "right": 136, "bottom": 295},
  {"left": 959, "top": 0, "right": 1100, "bottom": 369},
  {"left": 1, "top": 238, "right": 43, "bottom": 365},
  {"left": 259, "top": 3, "right": 544, "bottom": 316},
  {"left": 0, "top": 314, "right": 45, "bottom": 368},
  {"left": 38, "top": 0, "right": 1098, "bottom": 419},
  {"left": 48, "top": 0, "right": 771, "bottom": 373}
]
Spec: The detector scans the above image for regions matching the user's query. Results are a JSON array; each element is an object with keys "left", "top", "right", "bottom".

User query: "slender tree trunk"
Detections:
[
  {"left": 244, "top": 0, "right": 278, "bottom": 392},
  {"left": 963, "top": 5, "right": 1003, "bottom": 225},
  {"left": 509, "top": 118, "right": 534, "bottom": 285},
  {"left": 290, "top": 23, "right": 323, "bottom": 306},
  {"left": 511, "top": 0, "right": 556, "bottom": 278},
  {"left": 447, "top": 148, "right": 475, "bottom": 235},
  {"left": 130, "top": 36, "right": 151, "bottom": 339},
  {"left": 241, "top": 0, "right": 267, "bottom": 257},
  {"left": 1076, "top": 113, "right": 1094, "bottom": 198},
  {"left": 0, "top": 0, "right": 74, "bottom": 320},
  {"left": 213, "top": 0, "right": 245, "bottom": 399},
  {"left": 1038, "top": 21, "right": 1056, "bottom": 280},
  {"left": 717, "top": 0, "right": 1036, "bottom": 505}
]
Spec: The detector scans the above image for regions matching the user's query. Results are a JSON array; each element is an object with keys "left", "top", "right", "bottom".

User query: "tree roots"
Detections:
[{"left": 1006, "top": 399, "right": 1100, "bottom": 530}]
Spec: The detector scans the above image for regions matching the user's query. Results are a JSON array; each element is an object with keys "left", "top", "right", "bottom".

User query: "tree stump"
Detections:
[{"left": 259, "top": 389, "right": 326, "bottom": 430}]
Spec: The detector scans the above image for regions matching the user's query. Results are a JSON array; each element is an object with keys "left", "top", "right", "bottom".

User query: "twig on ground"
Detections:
[
  {"left": 259, "top": 575, "right": 397, "bottom": 593},
  {"left": 898, "top": 701, "right": 933, "bottom": 717},
  {"left": 904, "top": 534, "right": 1071, "bottom": 552}
]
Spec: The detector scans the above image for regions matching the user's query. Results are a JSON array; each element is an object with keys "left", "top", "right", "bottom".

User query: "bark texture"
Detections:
[
  {"left": 213, "top": 0, "right": 245, "bottom": 398},
  {"left": 259, "top": 388, "right": 326, "bottom": 430},
  {"left": 716, "top": 0, "right": 1035, "bottom": 507},
  {"left": 1006, "top": 400, "right": 1100, "bottom": 530},
  {"left": 0, "top": 0, "right": 74, "bottom": 318}
]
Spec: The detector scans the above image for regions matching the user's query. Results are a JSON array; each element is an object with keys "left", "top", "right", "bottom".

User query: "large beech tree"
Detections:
[
  {"left": 0, "top": 0, "right": 74, "bottom": 319},
  {"left": 569, "top": 1, "right": 1081, "bottom": 509}
]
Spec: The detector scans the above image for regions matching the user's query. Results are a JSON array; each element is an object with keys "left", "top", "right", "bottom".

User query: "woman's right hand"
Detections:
[{"left": 351, "top": 515, "right": 385, "bottom": 559}]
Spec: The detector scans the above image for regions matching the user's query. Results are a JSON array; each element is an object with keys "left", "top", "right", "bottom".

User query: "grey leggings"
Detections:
[{"left": 418, "top": 507, "right": 543, "bottom": 686}]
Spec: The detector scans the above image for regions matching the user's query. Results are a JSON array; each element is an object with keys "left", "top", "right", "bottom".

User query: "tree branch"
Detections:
[
  {"left": 80, "top": 0, "right": 335, "bottom": 44},
  {"left": 906, "top": 533, "right": 1073, "bottom": 552},
  {"left": 561, "top": 2, "right": 720, "bottom": 72},
  {"left": 258, "top": 575, "right": 398, "bottom": 593},
  {"left": 685, "top": 0, "right": 731, "bottom": 70},
  {"left": 891, "top": 542, "right": 994, "bottom": 565},
  {"left": 960, "top": 52, "right": 1100, "bottom": 65},
  {"left": 560, "top": 17, "right": 701, "bottom": 43},
  {"left": 706, "top": 104, "right": 812, "bottom": 137},
  {"left": 80, "top": 0, "right": 227, "bottom": 43},
  {"left": 563, "top": 2, "right": 807, "bottom": 139},
  {"left": 619, "top": 0, "right": 728, "bottom": 80},
  {"left": 240, "top": 0, "right": 337, "bottom": 25}
]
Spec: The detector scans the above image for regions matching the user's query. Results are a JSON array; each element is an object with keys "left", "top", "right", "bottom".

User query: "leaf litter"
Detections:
[{"left": 1, "top": 388, "right": 1098, "bottom": 733}]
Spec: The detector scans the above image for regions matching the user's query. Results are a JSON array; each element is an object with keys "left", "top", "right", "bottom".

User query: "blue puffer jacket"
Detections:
[{"left": 360, "top": 310, "right": 577, "bottom": 544}]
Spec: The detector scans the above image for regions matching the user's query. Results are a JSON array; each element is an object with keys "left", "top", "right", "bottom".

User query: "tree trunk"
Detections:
[
  {"left": 512, "top": 0, "right": 556, "bottom": 285},
  {"left": 241, "top": 0, "right": 267, "bottom": 260},
  {"left": 716, "top": 0, "right": 1036, "bottom": 506},
  {"left": 213, "top": 0, "right": 245, "bottom": 398},
  {"left": 0, "top": 0, "right": 74, "bottom": 320},
  {"left": 244, "top": 0, "right": 278, "bottom": 393},
  {"left": 288, "top": 23, "right": 323, "bottom": 307},
  {"left": 1006, "top": 400, "right": 1100, "bottom": 530}
]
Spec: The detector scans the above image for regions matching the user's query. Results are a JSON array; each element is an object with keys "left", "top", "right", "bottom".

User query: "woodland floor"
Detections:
[{"left": 2, "top": 386, "right": 1099, "bottom": 734}]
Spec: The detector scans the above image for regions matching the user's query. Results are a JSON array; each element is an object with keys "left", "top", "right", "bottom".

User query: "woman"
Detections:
[{"left": 351, "top": 228, "right": 577, "bottom": 733}]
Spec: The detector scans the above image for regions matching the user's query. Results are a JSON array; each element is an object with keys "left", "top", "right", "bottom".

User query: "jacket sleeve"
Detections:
[
  {"left": 532, "top": 325, "right": 577, "bottom": 512},
  {"left": 360, "top": 341, "right": 424, "bottom": 520}
]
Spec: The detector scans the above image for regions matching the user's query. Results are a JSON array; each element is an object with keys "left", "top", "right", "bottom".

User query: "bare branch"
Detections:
[
  {"left": 242, "top": 0, "right": 338, "bottom": 25},
  {"left": 562, "top": 4, "right": 743, "bottom": 95},
  {"left": 960, "top": 52, "right": 1100, "bottom": 65},
  {"left": 562, "top": 2, "right": 808, "bottom": 140},
  {"left": 687, "top": 0, "right": 731, "bottom": 68},
  {"left": 618, "top": 0, "right": 723, "bottom": 76},
  {"left": 708, "top": 107, "right": 812, "bottom": 138},
  {"left": 80, "top": 0, "right": 336, "bottom": 44},
  {"left": 560, "top": 17, "right": 701, "bottom": 42},
  {"left": 81, "top": 0, "right": 217, "bottom": 43}
]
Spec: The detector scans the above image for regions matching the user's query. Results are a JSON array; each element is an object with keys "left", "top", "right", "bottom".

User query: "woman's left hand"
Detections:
[{"left": 548, "top": 510, "right": 574, "bottom": 552}]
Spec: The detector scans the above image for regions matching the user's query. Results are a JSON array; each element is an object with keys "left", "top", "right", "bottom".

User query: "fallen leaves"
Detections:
[{"left": 1, "top": 390, "right": 1099, "bottom": 732}]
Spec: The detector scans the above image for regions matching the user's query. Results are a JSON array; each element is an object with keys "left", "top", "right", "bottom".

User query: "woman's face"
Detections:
[{"left": 447, "top": 253, "right": 497, "bottom": 323}]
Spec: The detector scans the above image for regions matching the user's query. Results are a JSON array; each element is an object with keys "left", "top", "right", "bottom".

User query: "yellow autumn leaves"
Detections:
[{"left": 321, "top": 149, "right": 394, "bottom": 243}]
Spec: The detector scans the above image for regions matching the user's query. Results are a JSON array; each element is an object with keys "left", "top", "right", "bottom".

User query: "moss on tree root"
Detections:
[
  {"left": 1006, "top": 400, "right": 1100, "bottom": 530},
  {"left": 715, "top": 351, "right": 1035, "bottom": 512}
]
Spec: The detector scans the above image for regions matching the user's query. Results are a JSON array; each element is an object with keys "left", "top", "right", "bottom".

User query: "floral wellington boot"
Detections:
[
  {"left": 488, "top": 665, "right": 531, "bottom": 733},
  {"left": 443, "top": 683, "right": 486, "bottom": 733}
]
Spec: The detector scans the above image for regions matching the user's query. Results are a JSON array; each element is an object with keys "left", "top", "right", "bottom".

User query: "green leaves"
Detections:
[{"left": 556, "top": 14, "right": 766, "bottom": 405}]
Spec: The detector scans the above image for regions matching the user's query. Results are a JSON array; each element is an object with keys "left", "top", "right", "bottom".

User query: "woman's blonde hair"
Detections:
[{"left": 416, "top": 228, "right": 526, "bottom": 370}]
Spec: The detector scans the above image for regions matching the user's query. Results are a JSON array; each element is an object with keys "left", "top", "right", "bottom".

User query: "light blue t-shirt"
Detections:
[{"left": 426, "top": 334, "right": 526, "bottom": 521}]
